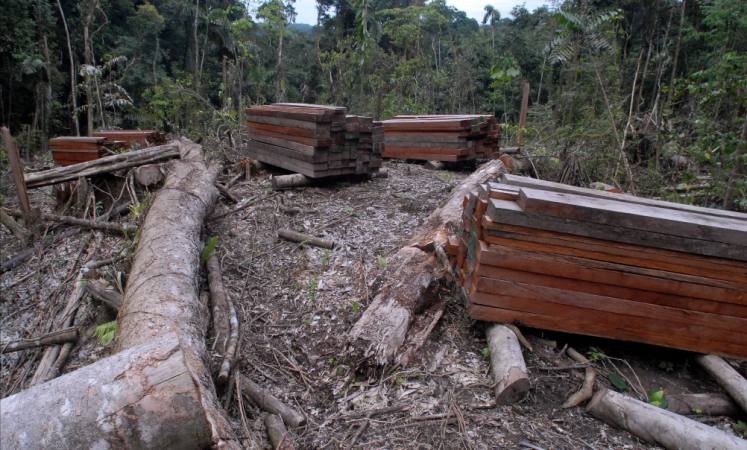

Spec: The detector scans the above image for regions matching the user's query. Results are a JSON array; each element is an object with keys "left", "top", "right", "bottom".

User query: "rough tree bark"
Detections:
[{"left": 349, "top": 159, "right": 506, "bottom": 365}]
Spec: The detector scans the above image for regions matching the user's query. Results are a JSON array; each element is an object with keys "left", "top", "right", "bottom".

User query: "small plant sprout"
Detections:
[
  {"left": 321, "top": 249, "right": 331, "bottom": 267},
  {"left": 343, "top": 206, "right": 354, "bottom": 215},
  {"left": 308, "top": 277, "right": 319, "bottom": 303},
  {"left": 376, "top": 255, "right": 388, "bottom": 269},
  {"left": 351, "top": 300, "right": 361, "bottom": 314},
  {"left": 480, "top": 347, "right": 491, "bottom": 359},
  {"left": 94, "top": 321, "right": 117, "bottom": 346},
  {"left": 648, "top": 388, "right": 667, "bottom": 408},
  {"left": 201, "top": 236, "right": 218, "bottom": 263}
]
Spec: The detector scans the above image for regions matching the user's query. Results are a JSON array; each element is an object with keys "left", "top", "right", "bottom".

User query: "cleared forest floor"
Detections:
[{"left": 1, "top": 159, "right": 744, "bottom": 449}]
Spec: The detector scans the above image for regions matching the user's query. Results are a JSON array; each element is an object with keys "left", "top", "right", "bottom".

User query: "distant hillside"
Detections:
[{"left": 289, "top": 23, "right": 314, "bottom": 33}]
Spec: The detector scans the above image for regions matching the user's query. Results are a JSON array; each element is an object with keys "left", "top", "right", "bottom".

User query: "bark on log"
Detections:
[
  {"left": 1, "top": 327, "right": 78, "bottom": 353},
  {"left": 24, "top": 142, "right": 180, "bottom": 188},
  {"left": 115, "top": 138, "right": 239, "bottom": 448},
  {"left": 239, "top": 374, "right": 306, "bottom": 428},
  {"left": 265, "top": 414, "right": 295, "bottom": 450},
  {"left": 350, "top": 159, "right": 507, "bottom": 365},
  {"left": 278, "top": 228, "right": 335, "bottom": 249},
  {"left": 0, "top": 336, "right": 219, "bottom": 449},
  {"left": 85, "top": 279, "right": 123, "bottom": 310},
  {"left": 271, "top": 173, "right": 311, "bottom": 190},
  {"left": 5, "top": 209, "right": 136, "bottom": 234},
  {"left": 486, "top": 324, "right": 530, "bottom": 404},
  {"left": 218, "top": 299, "right": 239, "bottom": 385},
  {"left": 667, "top": 393, "right": 740, "bottom": 416},
  {"left": 696, "top": 354, "right": 747, "bottom": 414},
  {"left": 586, "top": 388, "right": 747, "bottom": 450}
]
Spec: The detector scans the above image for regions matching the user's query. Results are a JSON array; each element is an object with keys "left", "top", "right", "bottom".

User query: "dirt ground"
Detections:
[{"left": 1, "top": 156, "right": 745, "bottom": 449}]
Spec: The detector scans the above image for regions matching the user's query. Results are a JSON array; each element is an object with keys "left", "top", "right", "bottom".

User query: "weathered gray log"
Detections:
[
  {"left": 0, "top": 336, "right": 218, "bottom": 449},
  {"left": 271, "top": 173, "right": 311, "bottom": 190},
  {"left": 1, "top": 328, "right": 78, "bottom": 353},
  {"left": 240, "top": 374, "right": 306, "bottom": 428},
  {"left": 206, "top": 253, "right": 233, "bottom": 383},
  {"left": 562, "top": 347, "right": 596, "bottom": 408},
  {"left": 85, "top": 279, "right": 123, "bottom": 310},
  {"left": 587, "top": 388, "right": 747, "bottom": 450},
  {"left": 5, "top": 209, "right": 136, "bottom": 234},
  {"left": 667, "top": 393, "right": 740, "bottom": 416},
  {"left": 24, "top": 142, "right": 180, "bottom": 188},
  {"left": 278, "top": 228, "right": 335, "bottom": 249},
  {"left": 486, "top": 324, "right": 530, "bottom": 405},
  {"left": 133, "top": 163, "right": 165, "bottom": 187},
  {"left": 115, "top": 138, "right": 239, "bottom": 448},
  {"left": 350, "top": 159, "right": 507, "bottom": 365},
  {"left": 265, "top": 414, "right": 295, "bottom": 450},
  {"left": 696, "top": 354, "right": 747, "bottom": 414}
]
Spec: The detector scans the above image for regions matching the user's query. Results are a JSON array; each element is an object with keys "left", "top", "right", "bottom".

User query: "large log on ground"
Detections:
[
  {"left": 349, "top": 159, "right": 506, "bottom": 365},
  {"left": 486, "top": 324, "right": 529, "bottom": 404},
  {"left": 587, "top": 388, "right": 747, "bottom": 450},
  {"left": 115, "top": 138, "right": 239, "bottom": 448},
  {"left": 0, "top": 336, "right": 216, "bottom": 449}
]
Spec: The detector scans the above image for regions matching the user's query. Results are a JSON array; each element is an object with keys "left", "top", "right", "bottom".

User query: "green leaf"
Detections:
[
  {"left": 607, "top": 372, "right": 628, "bottom": 392},
  {"left": 480, "top": 347, "right": 491, "bottom": 359},
  {"left": 201, "top": 236, "right": 219, "bottom": 264},
  {"left": 648, "top": 388, "right": 667, "bottom": 408},
  {"left": 93, "top": 321, "right": 118, "bottom": 346}
]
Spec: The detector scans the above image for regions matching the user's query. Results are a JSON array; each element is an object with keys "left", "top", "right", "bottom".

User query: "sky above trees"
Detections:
[{"left": 292, "top": 0, "right": 549, "bottom": 24}]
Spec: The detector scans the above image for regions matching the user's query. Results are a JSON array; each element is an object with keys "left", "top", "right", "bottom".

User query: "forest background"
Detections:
[{"left": 1, "top": 0, "right": 745, "bottom": 209}]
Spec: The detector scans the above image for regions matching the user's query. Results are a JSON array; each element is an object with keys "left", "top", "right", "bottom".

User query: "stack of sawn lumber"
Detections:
[
  {"left": 244, "top": 103, "right": 383, "bottom": 178},
  {"left": 382, "top": 115, "right": 500, "bottom": 162},
  {"left": 92, "top": 130, "right": 165, "bottom": 148},
  {"left": 452, "top": 174, "right": 747, "bottom": 359},
  {"left": 49, "top": 137, "right": 107, "bottom": 166}
]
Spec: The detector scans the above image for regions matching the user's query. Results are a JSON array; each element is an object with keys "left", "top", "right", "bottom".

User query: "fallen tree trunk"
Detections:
[
  {"left": 486, "top": 324, "right": 530, "bottom": 404},
  {"left": 24, "top": 142, "right": 180, "bottom": 189},
  {"left": 1, "top": 139, "right": 240, "bottom": 449},
  {"left": 1, "top": 327, "right": 78, "bottom": 353},
  {"left": 0, "top": 247, "right": 34, "bottom": 273},
  {"left": 587, "top": 388, "right": 746, "bottom": 450},
  {"left": 667, "top": 393, "right": 740, "bottom": 416},
  {"left": 1, "top": 336, "right": 218, "bottom": 449},
  {"left": 696, "top": 354, "right": 747, "bottom": 414},
  {"left": 5, "top": 209, "right": 136, "bottom": 234},
  {"left": 115, "top": 138, "right": 239, "bottom": 448},
  {"left": 278, "top": 228, "right": 335, "bottom": 249},
  {"left": 349, "top": 159, "right": 506, "bottom": 365}
]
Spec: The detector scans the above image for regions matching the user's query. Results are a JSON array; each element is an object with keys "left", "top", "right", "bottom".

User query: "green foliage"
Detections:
[
  {"left": 648, "top": 388, "right": 667, "bottom": 408},
  {"left": 376, "top": 255, "right": 388, "bottom": 269},
  {"left": 735, "top": 420, "right": 747, "bottom": 437},
  {"left": 308, "top": 276, "right": 319, "bottom": 303},
  {"left": 201, "top": 236, "right": 219, "bottom": 264},
  {"left": 351, "top": 300, "right": 361, "bottom": 315},
  {"left": 607, "top": 372, "right": 628, "bottom": 392},
  {"left": 587, "top": 347, "right": 607, "bottom": 362},
  {"left": 321, "top": 249, "right": 331, "bottom": 268},
  {"left": 93, "top": 321, "right": 117, "bottom": 346},
  {"left": 480, "top": 346, "right": 491, "bottom": 360}
]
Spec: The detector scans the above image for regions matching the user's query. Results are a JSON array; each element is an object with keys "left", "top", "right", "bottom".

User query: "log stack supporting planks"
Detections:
[
  {"left": 382, "top": 115, "right": 500, "bottom": 162},
  {"left": 244, "top": 103, "right": 383, "bottom": 178},
  {"left": 452, "top": 174, "right": 747, "bottom": 359}
]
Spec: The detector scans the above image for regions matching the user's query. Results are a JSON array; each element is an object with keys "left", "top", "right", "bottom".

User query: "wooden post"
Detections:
[
  {"left": 2, "top": 127, "right": 33, "bottom": 226},
  {"left": 518, "top": 81, "right": 530, "bottom": 148}
]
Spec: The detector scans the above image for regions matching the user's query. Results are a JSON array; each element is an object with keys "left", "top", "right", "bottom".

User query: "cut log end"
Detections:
[{"left": 486, "top": 324, "right": 529, "bottom": 405}]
